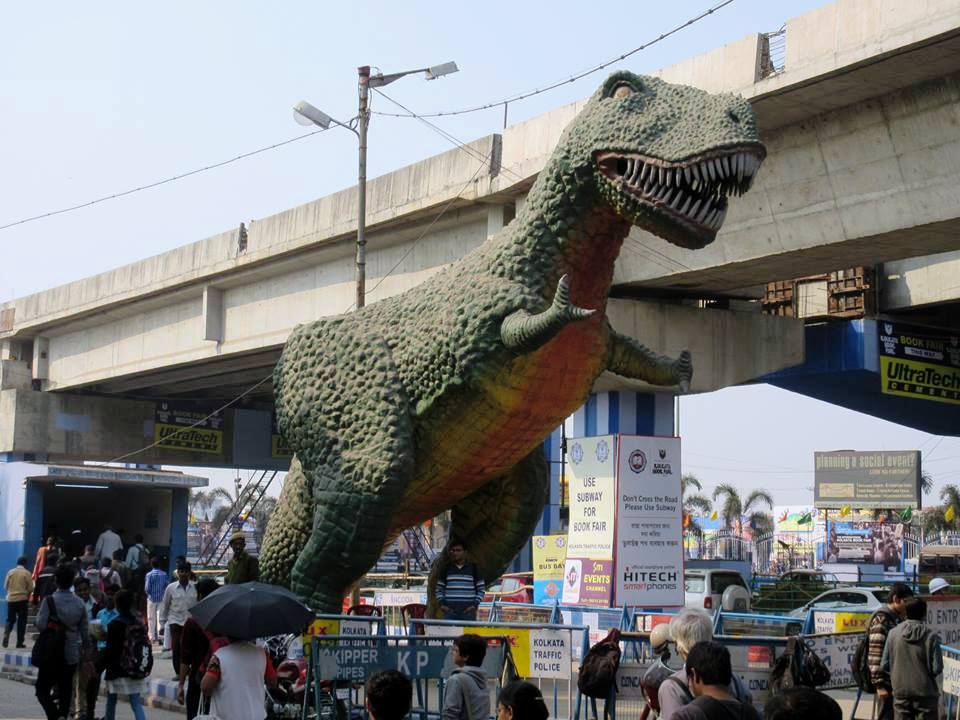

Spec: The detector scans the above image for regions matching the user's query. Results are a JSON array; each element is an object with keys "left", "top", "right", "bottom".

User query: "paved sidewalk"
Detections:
[
  {"left": 2, "top": 646, "right": 183, "bottom": 712},
  {"left": 0, "top": 674, "right": 185, "bottom": 719}
]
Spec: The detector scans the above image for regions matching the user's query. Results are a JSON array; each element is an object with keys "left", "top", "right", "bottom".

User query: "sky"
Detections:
[{"left": 1, "top": 1, "right": 957, "bottom": 506}]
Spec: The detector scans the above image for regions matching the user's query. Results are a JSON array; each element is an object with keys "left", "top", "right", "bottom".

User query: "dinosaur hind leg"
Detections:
[
  {"left": 428, "top": 447, "right": 549, "bottom": 613},
  {"left": 259, "top": 456, "right": 312, "bottom": 588}
]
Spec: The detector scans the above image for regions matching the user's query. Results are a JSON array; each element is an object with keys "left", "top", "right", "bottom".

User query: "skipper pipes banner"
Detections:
[
  {"left": 563, "top": 435, "right": 683, "bottom": 608},
  {"left": 532, "top": 535, "right": 567, "bottom": 605},
  {"left": 814, "top": 450, "right": 921, "bottom": 509},
  {"left": 879, "top": 321, "right": 960, "bottom": 405}
]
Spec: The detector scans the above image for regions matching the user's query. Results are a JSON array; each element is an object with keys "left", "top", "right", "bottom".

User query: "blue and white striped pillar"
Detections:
[{"left": 536, "top": 390, "right": 675, "bottom": 537}]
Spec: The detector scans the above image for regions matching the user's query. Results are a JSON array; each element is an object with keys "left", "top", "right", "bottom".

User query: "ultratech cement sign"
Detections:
[
  {"left": 154, "top": 403, "right": 224, "bottom": 454},
  {"left": 814, "top": 450, "right": 920, "bottom": 509},
  {"left": 879, "top": 321, "right": 960, "bottom": 405}
]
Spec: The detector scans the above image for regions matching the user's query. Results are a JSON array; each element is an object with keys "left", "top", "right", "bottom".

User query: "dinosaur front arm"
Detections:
[
  {"left": 501, "top": 274, "right": 595, "bottom": 353},
  {"left": 605, "top": 327, "right": 692, "bottom": 392}
]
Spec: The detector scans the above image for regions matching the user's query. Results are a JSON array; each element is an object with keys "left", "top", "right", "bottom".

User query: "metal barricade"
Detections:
[
  {"left": 415, "top": 617, "right": 590, "bottom": 720},
  {"left": 304, "top": 633, "right": 511, "bottom": 720}
]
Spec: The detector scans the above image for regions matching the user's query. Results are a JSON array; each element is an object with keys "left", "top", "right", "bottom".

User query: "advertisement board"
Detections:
[
  {"left": 879, "top": 321, "right": 960, "bottom": 405},
  {"left": 532, "top": 535, "right": 567, "bottom": 605},
  {"left": 825, "top": 517, "right": 904, "bottom": 569},
  {"left": 563, "top": 435, "right": 617, "bottom": 607},
  {"left": 614, "top": 436, "right": 683, "bottom": 607},
  {"left": 154, "top": 402, "right": 224, "bottom": 454},
  {"left": 814, "top": 451, "right": 921, "bottom": 509}
]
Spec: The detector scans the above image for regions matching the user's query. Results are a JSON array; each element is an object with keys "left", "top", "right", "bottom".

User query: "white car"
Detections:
[
  {"left": 684, "top": 569, "right": 750, "bottom": 612},
  {"left": 788, "top": 587, "right": 888, "bottom": 617}
]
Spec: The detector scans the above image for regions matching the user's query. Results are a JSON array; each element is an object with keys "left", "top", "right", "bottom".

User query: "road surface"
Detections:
[{"left": 0, "top": 675, "right": 184, "bottom": 720}]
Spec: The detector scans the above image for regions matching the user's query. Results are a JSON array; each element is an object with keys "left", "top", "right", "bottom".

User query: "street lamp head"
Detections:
[
  {"left": 425, "top": 61, "right": 458, "bottom": 80},
  {"left": 293, "top": 100, "right": 332, "bottom": 129}
]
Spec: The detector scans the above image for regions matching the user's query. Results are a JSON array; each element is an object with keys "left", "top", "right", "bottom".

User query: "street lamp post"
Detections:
[{"left": 295, "top": 61, "right": 458, "bottom": 310}]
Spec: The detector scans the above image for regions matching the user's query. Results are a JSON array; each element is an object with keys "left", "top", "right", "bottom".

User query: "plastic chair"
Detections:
[{"left": 346, "top": 604, "right": 382, "bottom": 616}]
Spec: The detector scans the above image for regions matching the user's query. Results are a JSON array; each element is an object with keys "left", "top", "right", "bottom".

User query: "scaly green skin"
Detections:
[{"left": 259, "top": 72, "right": 765, "bottom": 612}]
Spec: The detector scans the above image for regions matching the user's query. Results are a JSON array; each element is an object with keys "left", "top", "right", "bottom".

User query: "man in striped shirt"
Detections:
[
  {"left": 436, "top": 541, "right": 485, "bottom": 621},
  {"left": 144, "top": 556, "right": 169, "bottom": 644}
]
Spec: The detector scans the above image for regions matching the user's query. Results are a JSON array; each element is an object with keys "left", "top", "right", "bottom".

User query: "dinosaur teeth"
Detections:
[
  {"left": 669, "top": 190, "right": 683, "bottom": 210},
  {"left": 625, "top": 159, "right": 635, "bottom": 180},
  {"left": 658, "top": 167, "right": 666, "bottom": 186},
  {"left": 640, "top": 163, "right": 651, "bottom": 183}
]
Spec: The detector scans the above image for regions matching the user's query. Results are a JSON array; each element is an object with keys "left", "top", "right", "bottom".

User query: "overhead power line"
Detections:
[
  {"left": 372, "top": 0, "right": 736, "bottom": 120},
  {"left": 1, "top": 1, "right": 733, "bottom": 234},
  {"left": 0, "top": 128, "right": 329, "bottom": 233}
]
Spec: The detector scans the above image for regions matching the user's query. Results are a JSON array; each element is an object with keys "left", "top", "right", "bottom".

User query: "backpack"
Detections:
[
  {"left": 770, "top": 637, "right": 830, "bottom": 694},
  {"left": 642, "top": 659, "right": 681, "bottom": 713},
  {"left": 577, "top": 628, "right": 622, "bottom": 698},
  {"left": 119, "top": 618, "right": 154, "bottom": 679},
  {"left": 31, "top": 596, "right": 66, "bottom": 668},
  {"left": 852, "top": 608, "right": 897, "bottom": 694}
]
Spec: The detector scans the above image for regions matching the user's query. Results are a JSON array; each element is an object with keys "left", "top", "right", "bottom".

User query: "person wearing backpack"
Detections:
[
  {"left": 437, "top": 541, "right": 485, "bottom": 621},
  {"left": 443, "top": 634, "right": 490, "bottom": 720},
  {"left": 658, "top": 610, "right": 753, "bottom": 720},
  {"left": 34, "top": 564, "right": 89, "bottom": 720},
  {"left": 669, "top": 641, "right": 762, "bottom": 720},
  {"left": 880, "top": 596, "right": 943, "bottom": 720},
  {"left": 102, "top": 589, "right": 152, "bottom": 720},
  {"left": 867, "top": 583, "right": 914, "bottom": 720}
]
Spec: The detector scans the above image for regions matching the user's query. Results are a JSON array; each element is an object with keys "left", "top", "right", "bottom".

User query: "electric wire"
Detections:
[
  {"left": 371, "top": 0, "right": 736, "bottom": 119},
  {"left": 95, "top": 150, "right": 494, "bottom": 464},
  {"left": 0, "top": 129, "right": 330, "bottom": 233},
  {"left": 1, "top": 1, "right": 732, "bottom": 233}
]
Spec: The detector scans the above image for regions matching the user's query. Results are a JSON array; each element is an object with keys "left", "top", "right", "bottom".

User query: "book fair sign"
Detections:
[
  {"left": 879, "top": 321, "right": 960, "bottom": 406},
  {"left": 562, "top": 435, "right": 683, "bottom": 608}
]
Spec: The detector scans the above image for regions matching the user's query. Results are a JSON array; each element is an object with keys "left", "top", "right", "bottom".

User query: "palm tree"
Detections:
[
  {"left": 681, "top": 474, "right": 712, "bottom": 557},
  {"left": 188, "top": 489, "right": 222, "bottom": 522},
  {"left": 251, "top": 496, "right": 278, "bottom": 547},
  {"left": 921, "top": 471, "right": 934, "bottom": 496},
  {"left": 939, "top": 484, "right": 960, "bottom": 533},
  {"left": 712, "top": 484, "right": 774, "bottom": 533}
]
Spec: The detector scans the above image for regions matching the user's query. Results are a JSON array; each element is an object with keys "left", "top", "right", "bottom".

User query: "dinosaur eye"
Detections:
[{"left": 612, "top": 83, "right": 635, "bottom": 99}]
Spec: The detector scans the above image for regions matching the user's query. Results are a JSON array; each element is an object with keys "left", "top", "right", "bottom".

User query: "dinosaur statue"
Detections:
[{"left": 259, "top": 71, "right": 766, "bottom": 612}]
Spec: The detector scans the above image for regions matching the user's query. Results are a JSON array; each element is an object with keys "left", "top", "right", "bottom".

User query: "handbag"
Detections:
[{"left": 194, "top": 693, "right": 222, "bottom": 720}]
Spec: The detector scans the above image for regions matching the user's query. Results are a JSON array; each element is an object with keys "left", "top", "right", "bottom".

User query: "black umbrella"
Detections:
[{"left": 189, "top": 582, "right": 314, "bottom": 639}]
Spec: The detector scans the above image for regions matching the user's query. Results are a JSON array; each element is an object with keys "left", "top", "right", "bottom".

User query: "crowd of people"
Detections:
[
  {"left": 3, "top": 531, "right": 954, "bottom": 720},
  {"left": 1, "top": 527, "right": 264, "bottom": 720}
]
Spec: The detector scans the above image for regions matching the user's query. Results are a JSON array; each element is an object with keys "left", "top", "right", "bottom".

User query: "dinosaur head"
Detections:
[{"left": 563, "top": 71, "right": 765, "bottom": 249}]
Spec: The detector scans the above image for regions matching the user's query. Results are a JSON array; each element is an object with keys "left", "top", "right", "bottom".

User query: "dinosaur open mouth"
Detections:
[{"left": 595, "top": 145, "right": 765, "bottom": 241}]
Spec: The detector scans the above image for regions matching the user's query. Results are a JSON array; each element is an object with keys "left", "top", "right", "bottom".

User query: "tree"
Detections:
[
  {"left": 188, "top": 489, "right": 222, "bottom": 522},
  {"left": 922, "top": 471, "right": 934, "bottom": 496},
  {"left": 681, "top": 474, "right": 712, "bottom": 537},
  {"left": 251, "top": 496, "right": 278, "bottom": 547},
  {"left": 712, "top": 484, "right": 774, "bottom": 535}
]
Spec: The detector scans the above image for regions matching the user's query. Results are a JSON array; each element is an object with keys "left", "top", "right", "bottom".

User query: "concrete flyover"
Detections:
[{"left": 2, "top": 0, "right": 960, "bottom": 465}]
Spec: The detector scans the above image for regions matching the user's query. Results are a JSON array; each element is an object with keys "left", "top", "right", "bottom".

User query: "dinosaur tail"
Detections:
[{"left": 259, "top": 455, "right": 312, "bottom": 589}]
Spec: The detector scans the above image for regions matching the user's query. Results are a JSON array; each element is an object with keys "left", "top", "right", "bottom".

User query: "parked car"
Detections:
[
  {"left": 483, "top": 572, "right": 533, "bottom": 603},
  {"left": 684, "top": 568, "right": 750, "bottom": 612},
  {"left": 753, "top": 569, "right": 844, "bottom": 613},
  {"left": 788, "top": 587, "right": 887, "bottom": 617}
]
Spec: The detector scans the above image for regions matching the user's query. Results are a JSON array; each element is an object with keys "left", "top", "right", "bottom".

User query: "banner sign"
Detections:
[
  {"left": 564, "top": 435, "right": 617, "bottom": 607},
  {"left": 561, "top": 558, "right": 613, "bottom": 607},
  {"left": 825, "top": 518, "right": 904, "bottom": 569},
  {"left": 614, "top": 436, "right": 683, "bottom": 607},
  {"left": 532, "top": 535, "right": 567, "bottom": 605},
  {"left": 927, "top": 598, "right": 960, "bottom": 647},
  {"left": 814, "top": 451, "right": 921, "bottom": 509},
  {"left": 812, "top": 611, "right": 871, "bottom": 634},
  {"left": 423, "top": 625, "right": 571, "bottom": 679},
  {"left": 879, "top": 321, "right": 960, "bottom": 405},
  {"left": 372, "top": 590, "right": 427, "bottom": 607},
  {"left": 317, "top": 645, "right": 451, "bottom": 681},
  {"left": 804, "top": 633, "right": 862, "bottom": 688},
  {"left": 943, "top": 655, "right": 960, "bottom": 697},
  {"left": 271, "top": 412, "right": 293, "bottom": 458},
  {"left": 154, "top": 402, "right": 223, "bottom": 454},
  {"left": 303, "top": 618, "right": 376, "bottom": 647}
]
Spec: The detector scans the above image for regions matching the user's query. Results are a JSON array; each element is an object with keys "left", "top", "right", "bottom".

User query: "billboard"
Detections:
[
  {"left": 614, "top": 436, "right": 683, "bottom": 608},
  {"left": 814, "top": 451, "right": 921, "bottom": 509},
  {"left": 532, "top": 535, "right": 567, "bottom": 605},
  {"left": 563, "top": 436, "right": 617, "bottom": 607},
  {"left": 562, "top": 435, "right": 683, "bottom": 608},
  {"left": 825, "top": 513, "right": 904, "bottom": 570},
  {"left": 879, "top": 321, "right": 960, "bottom": 405}
]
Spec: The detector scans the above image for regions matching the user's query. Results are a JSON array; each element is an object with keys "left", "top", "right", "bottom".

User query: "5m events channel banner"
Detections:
[{"left": 879, "top": 321, "right": 960, "bottom": 405}]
